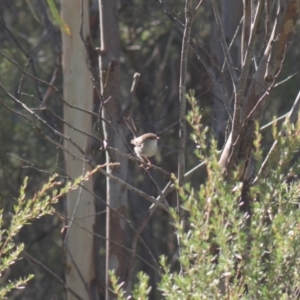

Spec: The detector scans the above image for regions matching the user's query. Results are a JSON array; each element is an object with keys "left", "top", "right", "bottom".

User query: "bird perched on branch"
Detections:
[
  {"left": 131, "top": 133, "right": 159, "bottom": 167},
  {"left": 124, "top": 117, "right": 159, "bottom": 168}
]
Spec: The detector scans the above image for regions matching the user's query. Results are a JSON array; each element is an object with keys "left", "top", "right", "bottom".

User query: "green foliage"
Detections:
[
  {"left": 132, "top": 272, "right": 152, "bottom": 299},
  {"left": 186, "top": 90, "right": 209, "bottom": 160},
  {"left": 112, "top": 94, "right": 300, "bottom": 299},
  {"left": 46, "top": 0, "right": 71, "bottom": 35},
  {"left": 110, "top": 270, "right": 126, "bottom": 300},
  {"left": 109, "top": 271, "right": 151, "bottom": 300},
  {"left": 0, "top": 168, "right": 98, "bottom": 299}
]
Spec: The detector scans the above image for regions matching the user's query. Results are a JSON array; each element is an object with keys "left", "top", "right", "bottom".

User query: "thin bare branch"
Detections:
[
  {"left": 241, "top": 0, "right": 251, "bottom": 63},
  {"left": 260, "top": 113, "right": 289, "bottom": 131},
  {"left": 65, "top": 215, "right": 162, "bottom": 274},
  {"left": 178, "top": 0, "right": 193, "bottom": 200},
  {"left": 128, "top": 203, "right": 160, "bottom": 282},
  {"left": 157, "top": 160, "right": 206, "bottom": 203},
  {"left": 23, "top": 251, "right": 85, "bottom": 300},
  {"left": 20, "top": 92, "right": 102, "bottom": 144},
  {"left": 0, "top": 52, "right": 104, "bottom": 120},
  {"left": 63, "top": 245, "right": 91, "bottom": 298},
  {"left": 96, "top": 166, "right": 169, "bottom": 212},
  {"left": 287, "top": 90, "right": 300, "bottom": 125},
  {"left": 265, "top": 0, "right": 271, "bottom": 40},
  {"left": 107, "top": 147, "right": 170, "bottom": 177},
  {"left": 17, "top": 59, "right": 30, "bottom": 95},
  {"left": 210, "top": 0, "right": 238, "bottom": 85},
  {"left": 195, "top": 0, "right": 204, "bottom": 11},
  {"left": 158, "top": 0, "right": 224, "bottom": 98},
  {"left": 252, "top": 89, "right": 300, "bottom": 184},
  {"left": 274, "top": 71, "right": 300, "bottom": 88},
  {"left": 252, "top": 140, "right": 278, "bottom": 185},
  {"left": 1, "top": 18, "right": 43, "bottom": 100},
  {"left": 222, "top": 16, "right": 243, "bottom": 73},
  {"left": 0, "top": 98, "right": 86, "bottom": 162},
  {"left": 41, "top": 66, "right": 58, "bottom": 104},
  {"left": 129, "top": 159, "right": 207, "bottom": 280},
  {"left": 0, "top": 83, "right": 86, "bottom": 156}
]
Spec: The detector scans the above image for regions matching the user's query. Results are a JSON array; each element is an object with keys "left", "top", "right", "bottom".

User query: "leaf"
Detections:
[{"left": 46, "top": 0, "right": 71, "bottom": 36}]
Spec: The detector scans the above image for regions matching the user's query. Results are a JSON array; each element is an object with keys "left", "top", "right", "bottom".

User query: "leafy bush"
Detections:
[
  {"left": 0, "top": 168, "right": 97, "bottom": 299},
  {"left": 115, "top": 94, "right": 300, "bottom": 299}
]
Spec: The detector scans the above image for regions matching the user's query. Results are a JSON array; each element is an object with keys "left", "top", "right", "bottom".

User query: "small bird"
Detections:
[{"left": 131, "top": 133, "right": 160, "bottom": 167}]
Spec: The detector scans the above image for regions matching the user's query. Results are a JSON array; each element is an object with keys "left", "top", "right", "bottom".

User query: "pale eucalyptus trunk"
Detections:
[{"left": 61, "top": 0, "right": 95, "bottom": 299}]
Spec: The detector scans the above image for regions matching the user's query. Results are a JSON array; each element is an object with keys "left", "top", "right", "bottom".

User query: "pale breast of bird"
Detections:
[{"left": 134, "top": 138, "right": 158, "bottom": 157}]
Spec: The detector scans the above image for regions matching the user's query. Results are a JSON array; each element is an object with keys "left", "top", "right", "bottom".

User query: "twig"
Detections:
[
  {"left": 222, "top": 16, "right": 243, "bottom": 73},
  {"left": 23, "top": 251, "right": 85, "bottom": 300},
  {"left": 264, "top": 0, "right": 271, "bottom": 40},
  {"left": 178, "top": 0, "right": 193, "bottom": 197},
  {"left": 176, "top": 0, "right": 194, "bottom": 275},
  {"left": 157, "top": 120, "right": 179, "bottom": 135},
  {"left": 64, "top": 163, "right": 87, "bottom": 240},
  {"left": 287, "top": 90, "right": 300, "bottom": 124},
  {"left": 0, "top": 51, "right": 104, "bottom": 120},
  {"left": 79, "top": 0, "right": 101, "bottom": 97},
  {"left": 251, "top": 140, "right": 277, "bottom": 185},
  {"left": 195, "top": 0, "right": 204, "bottom": 11},
  {"left": 129, "top": 159, "right": 207, "bottom": 280},
  {"left": 143, "top": 168, "right": 170, "bottom": 208},
  {"left": 17, "top": 59, "right": 30, "bottom": 95},
  {"left": 58, "top": 169, "right": 159, "bottom": 278},
  {"left": 0, "top": 98, "right": 87, "bottom": 163},
  {"left": 158, "top": 0, "right": 224, "bottom": 98},
  {"left": 210, "top": 0, "right": 238, "bottom": 85},
  {"left": 274, "top": 71, "right": 300, "bottom": 88},
  {"left": 251, "top": 91, "right": 300, "bottom": 185},
  {"left": 63, "top": 215, "right": 162, "bottom": 274},
  {"left": 260, "top": 113, "right": 289, "bottom": 131},
  {"left": 130, "top": 72, "right": 141, "bottom": 93},
  {"left": 41, "top": 66, "right": 58, "bottom": 104},
  {"left": 107, "top": 147, "right": 170, "bottom": 177},
  {"left": 118, "top": 73, "right": 141, "bottom": 124},
  {"left": 158, "top": 160, "right": 206, "bottom": 201},
  {"left": 7, "top": 153, "right": 54, "bottom": 175},
  {"left": 20, "top": 92, "right": 102, "bottom": 144},
  {"left": 63, "top": 244, "right": 91, "bottom": 298},
  {"left": 252, "top": 90, "right": 300, "bottom": 184},
  {"left": 0, "top": 85, "right": 86, "bottom": 156},
  {"left": 245, "top": 83, "right": 273, "bottom": 121},
  {"left": 241, "top": 0, "right": 251, "bottom": 63},
  {"left": 96, "top": 167, "right": 169, "bottom": 212},
  {"left": 58, "top": 165, "right": 160, "bottom": 272},
  {"left": 1, "top": 18, "right": 43, "bottom": 100},
  {"left": 128, "top": 204, "right": 160, "bottom": 282}
]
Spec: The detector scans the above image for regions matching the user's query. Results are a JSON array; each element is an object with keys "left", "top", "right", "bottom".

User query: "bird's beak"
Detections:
[{"left": 157, "top": 136, "right": 160, "bottom": 140}]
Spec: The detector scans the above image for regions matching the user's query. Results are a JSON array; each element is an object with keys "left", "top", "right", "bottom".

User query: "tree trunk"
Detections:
[
  {"left": 61, "top": 0, "right": 95, "bottom": 299},
  {"left": 218, "top": 0, "right": 300, "bottom": 216}
]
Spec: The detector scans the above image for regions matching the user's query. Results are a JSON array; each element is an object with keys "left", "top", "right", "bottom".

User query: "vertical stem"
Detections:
[
  {"left": 178, "top": 0, "right": 193, "bottom": 205},
  {"left": 177, "top": 0, "right": 194, "bottom": 274},
  {"left": 242, "top": 0, "right": 251, "bottom": 64},
  {"left": 99, "top": 0, "right": 128, "bottom": 298}
]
